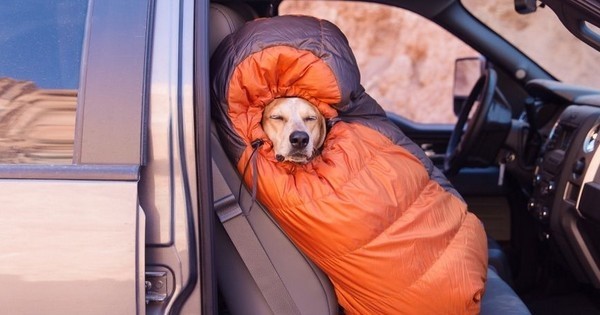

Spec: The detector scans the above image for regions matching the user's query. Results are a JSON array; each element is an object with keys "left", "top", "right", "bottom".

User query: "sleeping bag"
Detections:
[{"left": 211, "top": 15, "right": 488, "bottom": 315}]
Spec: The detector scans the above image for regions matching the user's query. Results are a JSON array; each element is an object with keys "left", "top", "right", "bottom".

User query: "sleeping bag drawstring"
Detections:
[
  {"left": 326, "top": 117, "right": 340, "bottom": 133},
  {"left": 238, "top": 139, "right": 264, "bottom": 213}
]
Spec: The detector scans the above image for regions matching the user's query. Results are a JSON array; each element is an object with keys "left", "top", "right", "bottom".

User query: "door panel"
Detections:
[
  {"left": 450, "top": 167, "right": 511, "bottom": 241},
  {"left": 0, "top": 0, "right": 154, "bottom": 313},
  {"left": 0, "top": 179, "right": 144, "bottom": 314},
  {"left": 387, "top": 112, "right": 453, "bottom": 165}
]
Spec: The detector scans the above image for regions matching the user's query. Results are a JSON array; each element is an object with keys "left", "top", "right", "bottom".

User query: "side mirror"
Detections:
[
  {"left": 515, "top": 0, "right": 537, "bottom": 14},
  {"left": 453, "top": 56, "right": 485, "bottom": 116}
]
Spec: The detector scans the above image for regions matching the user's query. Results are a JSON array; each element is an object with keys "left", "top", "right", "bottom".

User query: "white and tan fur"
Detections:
[{"left": 262, "top": 97, "right": 326, "bottom": 163}]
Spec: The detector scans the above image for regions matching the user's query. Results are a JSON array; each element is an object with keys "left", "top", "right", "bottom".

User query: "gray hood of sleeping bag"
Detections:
[{"left": 210, "top": 14, "right": 460, "bottom": 199}]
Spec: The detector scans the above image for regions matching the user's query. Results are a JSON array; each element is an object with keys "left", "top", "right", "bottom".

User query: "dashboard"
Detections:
[{"left": 527, "top": 80, "right": 600, "bottom": 287}]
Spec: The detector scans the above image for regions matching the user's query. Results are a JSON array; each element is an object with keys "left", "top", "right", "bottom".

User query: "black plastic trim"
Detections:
[
  {"left": 579, "top": 182, "right": 600, "bottom": 225},
  {"left": 194, "top": 1, "right": 218, "bottom": 315},
  {"left": 526, "top": 79, "right": 600, "bottom": 104}
]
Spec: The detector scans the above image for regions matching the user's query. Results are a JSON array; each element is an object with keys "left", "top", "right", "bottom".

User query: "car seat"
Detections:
[
  {"left": 209, "top": 3, "right": 530, "bottom": 314},
  {"left": 210, "top": 6, "right": 339, "bottom": 315}
]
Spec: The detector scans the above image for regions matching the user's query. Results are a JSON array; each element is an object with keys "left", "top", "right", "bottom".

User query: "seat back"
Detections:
[{"left": 209, "top": 4, "right": 338, "bottom": 314}]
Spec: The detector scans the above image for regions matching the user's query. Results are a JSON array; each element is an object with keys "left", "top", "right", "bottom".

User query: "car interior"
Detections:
[{"left": 207, "top": 1, "right": 600, "bottom": 314}]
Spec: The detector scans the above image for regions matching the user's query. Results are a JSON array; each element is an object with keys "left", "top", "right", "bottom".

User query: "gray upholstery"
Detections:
[
  {"left": 488, "top": 236, "right": 514, "bottom": 284},
  {"left": 209, "top": 4, "right": 248, "bottom": 56},
  {"left": 482, "top": 268, "right": 531, "bottom": 315}
]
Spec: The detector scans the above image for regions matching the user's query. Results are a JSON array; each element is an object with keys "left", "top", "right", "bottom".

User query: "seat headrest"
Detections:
[{"left": 209, "top": 3, "right": 256, "bottom": 57}]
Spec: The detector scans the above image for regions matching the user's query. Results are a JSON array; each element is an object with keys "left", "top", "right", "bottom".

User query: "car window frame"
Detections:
[{"left": 0, "top": 0, "right": 150, "bottom": 179}]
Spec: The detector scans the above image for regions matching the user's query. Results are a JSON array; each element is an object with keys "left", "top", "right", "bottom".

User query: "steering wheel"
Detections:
[{"left": 444, "top": 67, "right": 498, "bottom": 176}]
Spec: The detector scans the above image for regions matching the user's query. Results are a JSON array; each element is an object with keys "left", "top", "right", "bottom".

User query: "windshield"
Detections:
[{"left": 462, "top": 0, "right": 600, "bottom": 89}]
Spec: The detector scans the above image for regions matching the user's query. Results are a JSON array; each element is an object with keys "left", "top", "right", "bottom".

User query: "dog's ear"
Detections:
[{"left": 315, "top": 114, "right": 327, "bottom": 149}]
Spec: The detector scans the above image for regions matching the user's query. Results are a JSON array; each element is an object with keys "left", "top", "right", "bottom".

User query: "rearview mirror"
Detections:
[{"left": 453, "top": 56, "right": 485, "bottom": 116}]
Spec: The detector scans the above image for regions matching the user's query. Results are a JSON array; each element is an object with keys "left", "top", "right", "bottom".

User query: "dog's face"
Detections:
[{"left": 262, "top": 97, "right": 326, "bottom": 163}]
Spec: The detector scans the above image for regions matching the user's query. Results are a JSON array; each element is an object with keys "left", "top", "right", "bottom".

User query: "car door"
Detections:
[{"left": 0, "top": 1, "right": 148, "bottom": 313}]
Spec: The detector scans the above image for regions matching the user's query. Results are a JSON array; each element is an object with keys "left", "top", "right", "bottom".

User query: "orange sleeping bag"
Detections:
[{"left": 211, "top": 15, "right": 488, "bottom": 314}]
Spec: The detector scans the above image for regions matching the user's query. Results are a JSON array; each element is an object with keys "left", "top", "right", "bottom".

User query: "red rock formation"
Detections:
[{"left": 0, "top": 78, "right": 76, "bottom": 164}]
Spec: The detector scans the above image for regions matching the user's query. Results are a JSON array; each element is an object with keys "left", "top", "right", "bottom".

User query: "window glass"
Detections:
[
  {"left": 0, "top": 0, "right": 87, "bottom": 164},
  {"left": 462, "top": 0, "right": 600, "bottom": 89},
  {"left": 280, "top": 1, "right": 478, "bottom": 124}
]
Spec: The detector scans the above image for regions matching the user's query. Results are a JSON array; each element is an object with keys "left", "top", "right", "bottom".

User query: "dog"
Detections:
[{"left": 262, "top": 97, "right": 326, "bottom": 163}]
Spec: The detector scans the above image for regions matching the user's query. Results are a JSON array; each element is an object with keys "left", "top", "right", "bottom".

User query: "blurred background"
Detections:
[{"left": 281, "top": 1, "right": 599, "bottom": 123}]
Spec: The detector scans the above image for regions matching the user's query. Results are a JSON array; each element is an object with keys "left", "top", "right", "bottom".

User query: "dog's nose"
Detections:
[{"left": 289, "top": 131, "right": 309, "bottom": 149}]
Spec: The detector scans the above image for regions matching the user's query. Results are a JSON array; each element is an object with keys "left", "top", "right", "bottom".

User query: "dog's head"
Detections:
[{"left": 262, "top": 97, "right": 326, "bottom": 163}]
